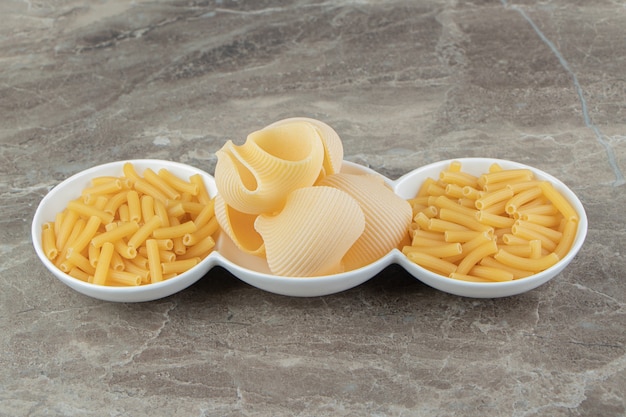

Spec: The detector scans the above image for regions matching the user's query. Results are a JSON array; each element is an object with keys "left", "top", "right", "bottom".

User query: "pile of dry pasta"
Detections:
[
  {"left": 403, "top": 161, "right": 579, "bottom": 282},
  {"left": 41, "top": 163, "right": 218, "bottom": 286},
  {"left": 213, "top": 117, "right": 412, "bottom": 277}
]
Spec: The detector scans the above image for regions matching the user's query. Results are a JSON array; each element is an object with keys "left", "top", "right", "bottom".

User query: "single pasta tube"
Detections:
[
  {"left": 93, "top": 242, "right": 115, "bottom": 285},
  {"left": 141, "top": 195, "right": 155, "bottom": 222},
  {"left": 145, "top": 239, "right": 163, "bottom": 283},
  {"left": 158, "top": 168, "right": 199, "bottom": 195},
  {"left": 91, "top": 221, "right": 140, "bottom": 249},
  {"left": 42, "top": 223, "right": 58, "bottom": 260},
  {"left": 153, "top": 220, "right": 197, "bottom": 239},
  {"left": 405, "top": 251, "right": 457, "bottom": 276},
  {"left": 539, "top": 181, "right": 579, "bottom": 222}
]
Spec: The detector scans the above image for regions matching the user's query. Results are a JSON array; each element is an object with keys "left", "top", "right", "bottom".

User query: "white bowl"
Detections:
[
  {"left": 31, "top": 160, "right": 220, "bottom": 302},
  {"left": 392, "top": 158, "right": 588, "bottom": 298},
  {"left": 32, "top": 158, "right": 587, "bottom": 300}
]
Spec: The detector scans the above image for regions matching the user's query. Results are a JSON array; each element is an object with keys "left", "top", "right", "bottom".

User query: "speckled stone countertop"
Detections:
[{"left": 1, "top": 1, "right": 625, "bottom": 416}]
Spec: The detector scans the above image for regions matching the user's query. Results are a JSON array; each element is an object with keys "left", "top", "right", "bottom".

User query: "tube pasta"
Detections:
[
  {"left": 91, "top": 221, "right": 139, "bottom": 248},
  {"left": 152, "top": 220, "right": 197, "bottom": 239},
  {"left": 41, "top": 163, "right": 218, "bottom": 286},
  {"left": 158, "top": 168, "right": 199, "bottom": 195},
  {"left": 42, "top": 222, "right": 58, "bottom": 260},
  {"left": 403, "top": 160, "right": 580, "bottom": 282},
  {"left": 141, "top": 195, "right": 155, "bottom": 222},
  {"left": 143, "top": 168, "right": 180, "bottom": 201}
]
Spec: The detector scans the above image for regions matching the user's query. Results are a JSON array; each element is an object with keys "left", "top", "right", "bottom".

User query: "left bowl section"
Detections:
[{"left": 31, "top": 160, "right": 220, "bottom": 302}]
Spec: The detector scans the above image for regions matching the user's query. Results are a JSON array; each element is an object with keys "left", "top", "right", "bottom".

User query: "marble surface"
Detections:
[{"left": 1, "top": 0, "right": 625, "bottom": 415}]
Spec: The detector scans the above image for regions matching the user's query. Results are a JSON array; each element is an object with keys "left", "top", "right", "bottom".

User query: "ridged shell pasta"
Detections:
[
  {"left": 215, "top": 121, "right": 325, "bottom": 214},
  {"left": 265, "top": 117, "right": 344, "bottom": 177},
  {"left": 254, "top": 186, "right": 365, "bottom": 277},
  {"left": 318, "top": 173, "right": 413, "bottom": 271},
  {"left": 214, "top": 194, "right": 265, "bottom": 256}
]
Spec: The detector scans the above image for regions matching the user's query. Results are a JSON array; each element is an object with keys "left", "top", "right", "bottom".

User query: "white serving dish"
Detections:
[{"left": 32, "top": 158, "right": 587, "bottom": 301}]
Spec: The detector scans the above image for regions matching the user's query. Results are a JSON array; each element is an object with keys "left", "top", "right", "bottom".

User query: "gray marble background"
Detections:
[{"left": 1, "top": 0, "right": 624, "bottom": 416}]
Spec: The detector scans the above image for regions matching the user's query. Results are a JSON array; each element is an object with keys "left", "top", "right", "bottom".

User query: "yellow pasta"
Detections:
[
  {"left": 554, "top": 219, "right": 577, "bottom": 259},
  {"left": 158, "top": 168, "right": 199, "bottom": 195},
  {"left": 134, "top": 179, "right": 169, "bottom": 203},
  {"left": 403, "top": 161, "right": 580, "bottom": 283},
  {"left": 443, "top": 230, "right": 485, "bottom": 243},
  {"left": 412, "top": 229, "right": 447, "bottom": 244},
  {"left": 405, "top": 251, "right": 457, "bottom": 276},
  {"left": 108, "top": 270, "right": 142, "bottom": 286},
  {"left": 183, "top": 218, "right": 219, "bottom": 246},
  {"left": 317, "top": 173, "right": 412, "bottom": 272},
  {"left": 439, "top": 170, "right": 479, "bottom": 188},
  {"left": 494, "top": 249, "right": 559, "bottom": 272},
  {"left": 127, "top": 216, "right": 162, "bottom": 249},
  {"left": 123, "top": 162, "right": 142, "bottom": 183},
  {"left": 42, "top": 163, "right": 218, "bottom": 286},
  {"left": 103, "top": 191, "right": 128, "bottom": 216},
  {"left": 215, "top": 121, "right": 325, "bottom": 215},
  {"left": 177, "top": 236, "right": 215, "bottom": 260},
  {"left": 190, "top": 174, "right": 211, "bottom": 205},
  {"left": 66, "top": 215, "right": 101, "bottom": 256},
  {"left": 93, "top": 242, "right": 115, "bottom": 285},
  {"left": 161, "top": 258, "right": 200, "bottom": 275},
  {"left": 504, "top": 186, "right": 542, "bottom": 215},
  {"left": 91, "top": 221, "right": 139, "bottom": 249},
  {"left": 66, "top": 250, "right": 96, "bottom": 276},
  {"left": 539, "top": 181, "right": 579, "bottom": 222},
  {"left": 402, "top": 243, "right": 462, "bottom": 258},
  {"left": 432, "top": 195, "right": 477, "bottom": 217},
  {"left": 479, "top": 256, "right": 534, "bottom": 279},
  {"left": 439, "top": 209, "right": 492, "bottom": 233},
  {"left": 254, "top": 186, "right": 366, "bottom": 276},
  {"left": 143, "top": 168, "right": 180, "bottom": 201},
  {"left": 145, "top": 239, "right": 163, "bottom": 283},
  {"left": 153, "top": 199, "right": 170, "bottom": 227},
  {"left": 469, "top": 265, "right": 514, "bottom": 282},
  {"left": 55, "top": 210, "right": 79, "bottom": 250},
  {"left": 42, "top": 222, "right": 58, "bottom": 260},
  {"left": 475, "top": 188, "right": 514, "bottom": 210},
  {"left": 67, "top": 200, "right": 114, "bottom": 224},
  {"left": 153, "top": 220, "right": 197, "bottom": 239},
  {"left": 478, "top": 169, "right": 533, "bottom": 186}
]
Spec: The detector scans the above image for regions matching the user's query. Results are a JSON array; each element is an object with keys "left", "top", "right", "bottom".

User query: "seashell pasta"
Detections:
[
  {"left": 318, "top": 173, "right": 413, "bottom": 271},
  {"left": 215, "top": 121, "right": 325, "bottom": 215},
  {"left": 254, "top": 186, "right": 365, "bottom": 277},
  {"left": 214, "top": 194, "right": 265, "bottom": 256},
  {"left": 213, "top": 118, "right": 412, "bottom": 277},
  {"left": 266, "top": 117, "right": 344, "bottom": 178}
]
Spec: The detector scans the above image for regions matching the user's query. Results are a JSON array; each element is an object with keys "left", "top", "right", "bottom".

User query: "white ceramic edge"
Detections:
[
  {"left": 391, "top": 158, "right": 588, "bottom": 298},
  {"left": 31, "top": 159, "right": 219, "bottom": 302},
  {"left": 218, "top": 252, "right": 393, "bottom": 297}
]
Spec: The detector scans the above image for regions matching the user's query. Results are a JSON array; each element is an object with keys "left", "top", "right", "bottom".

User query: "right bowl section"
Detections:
[{"left": 392, "top": 158, "right": 588, "bottom": 298}]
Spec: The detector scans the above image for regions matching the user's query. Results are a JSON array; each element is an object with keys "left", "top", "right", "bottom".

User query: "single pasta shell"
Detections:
[
  {"left": 254, "top": 186, "right": 365, "bottom": 277},
  {"left": 265, "top": 117, "right": 344, "bottom": 177},
  {"left": 214, "top": 194, "right": 265, "bottom": 256},
  {"left": 319, "top": 173, "right": 413, "bottom": 271},
  {"left": 215, "top": 121, "right": 325, "bottom": 214}
]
